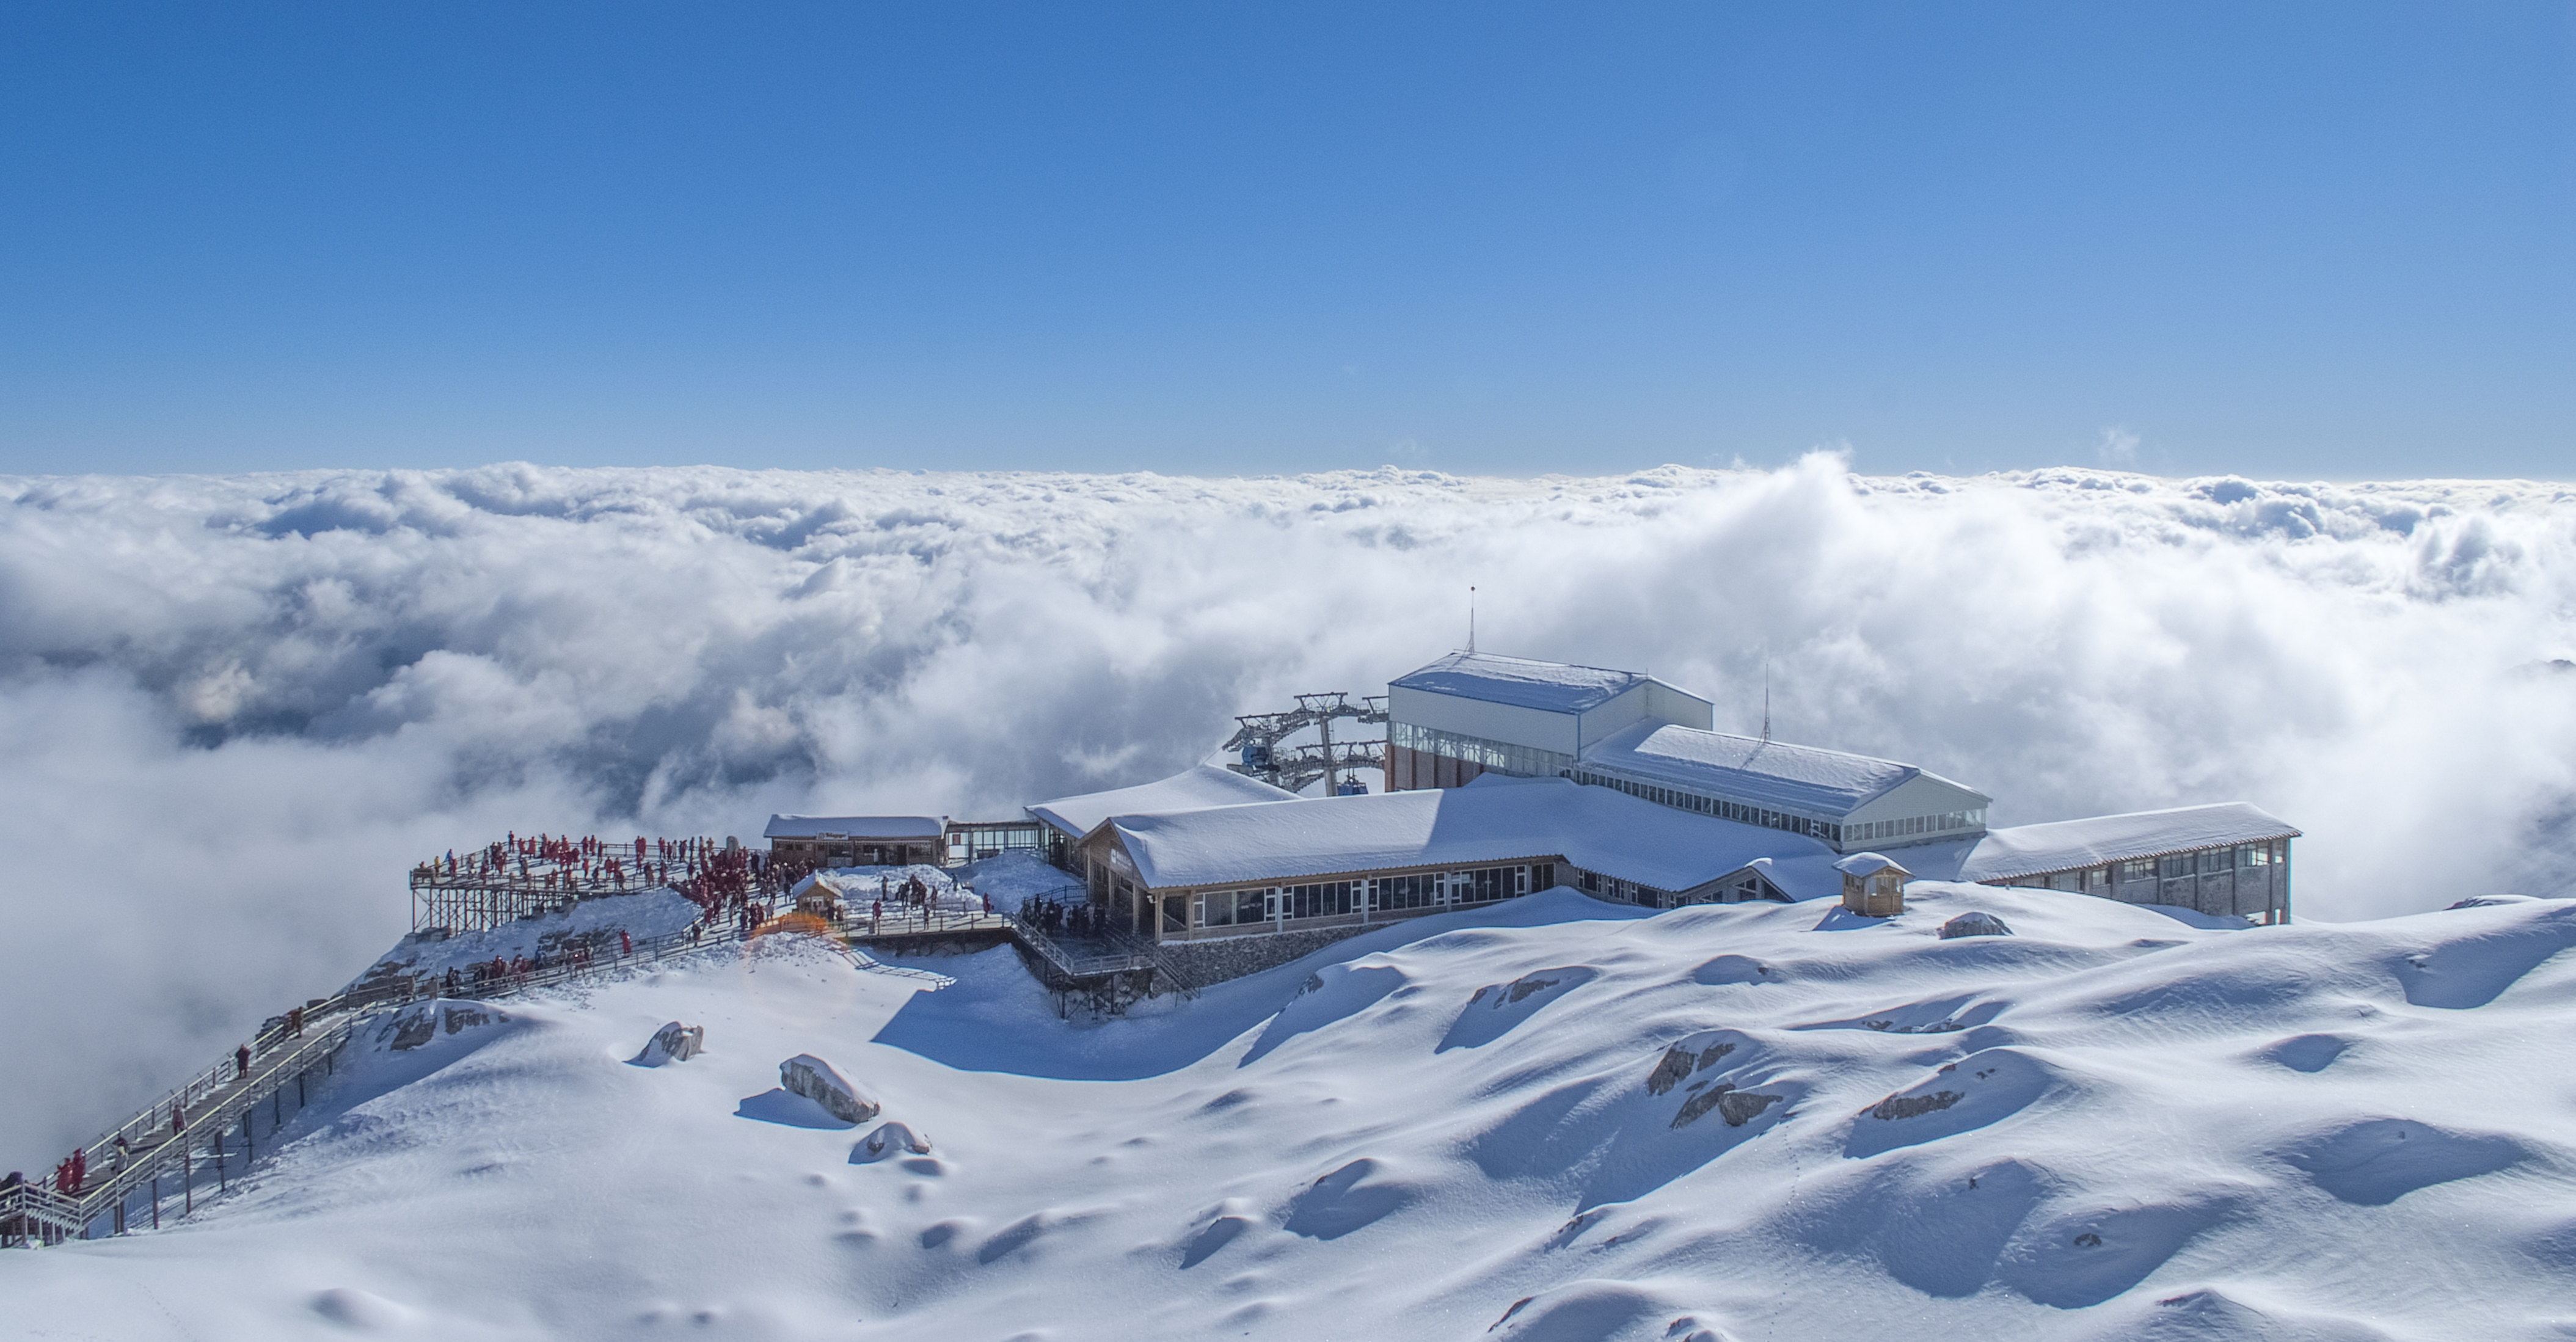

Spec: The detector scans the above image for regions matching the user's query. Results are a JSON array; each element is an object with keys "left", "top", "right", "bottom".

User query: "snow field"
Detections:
[{"left": 5, "top": 884, "right": 2575, "bottom": 1340}]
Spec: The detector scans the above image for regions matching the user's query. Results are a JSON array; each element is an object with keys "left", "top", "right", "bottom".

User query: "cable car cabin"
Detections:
[{"left": 1837, "top": 852, "right": 1910, "bottom": 917}]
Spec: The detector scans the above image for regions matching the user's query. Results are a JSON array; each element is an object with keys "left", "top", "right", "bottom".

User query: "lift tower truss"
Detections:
[{"left": 1222, "top": 692, "right": 1388, "bottom": 795}]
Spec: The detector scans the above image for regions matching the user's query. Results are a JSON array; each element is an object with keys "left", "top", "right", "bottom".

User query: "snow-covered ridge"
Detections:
[{"left": 9, "top": 884, "right": 2574, "bottom": 1340}]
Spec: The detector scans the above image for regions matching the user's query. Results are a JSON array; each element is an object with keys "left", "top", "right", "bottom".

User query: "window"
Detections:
[
  {"left": 1279, "top": 882, "right": 1355, "bottom": 921},
  {"left": 1390, "top": 721, "right": 1575, "bottom": 779},
  {"left": 2159, "top": 854, "right": 2193, "bottom": 879},
  {"left": 2203, "top": 847, "right": 2235, "bottom": 872},
  {"left": 1376, "top": 873, "right": 1439, "bottom": 911},
  {"left": 1201, "top": 888, "right": 1269, "bottom": 927},
  {"left": 1448, "top": 866, "right": 1523, "bottom": 905},
  {"left": 2241, "top": 844, "right": 2271, "bottom": 868},
  {"left": 2120, "top": 859, "right": 2154, "bottom": 883}
]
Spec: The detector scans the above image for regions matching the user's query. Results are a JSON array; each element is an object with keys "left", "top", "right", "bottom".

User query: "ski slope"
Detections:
[{"left": 7, "top": 883, "right": 2574, "bottom": 1341}]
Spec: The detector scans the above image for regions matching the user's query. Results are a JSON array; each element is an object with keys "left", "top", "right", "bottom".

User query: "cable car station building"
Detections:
[{"left": 781, "top": 649, "right": 2301, "bottom": 986}]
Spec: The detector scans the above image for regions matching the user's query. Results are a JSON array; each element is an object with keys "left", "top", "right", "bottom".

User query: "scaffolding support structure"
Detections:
[{"left": 408, "top": 835, "right": 728, "bottom": 933}]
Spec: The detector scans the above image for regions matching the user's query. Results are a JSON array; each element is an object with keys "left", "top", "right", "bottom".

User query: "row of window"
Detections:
[
  {"left": 1847, "top": 810, "right": 1986, "bottom": 844},
  {"left": 2037, "top": 842, "right": 2288, "bottom": 888},
  {"left": 1574, "top": 867, "right": 1671, "bottom": 907},
  {"left": 1390, "top": 721, "right": 1575, "bottom": 779},
  {"left": 1193, "top": 864, "right": 1550, "bottom": 928},
  {"left": 1569, "top": 770, "right": 1843, "bottom": 841}
]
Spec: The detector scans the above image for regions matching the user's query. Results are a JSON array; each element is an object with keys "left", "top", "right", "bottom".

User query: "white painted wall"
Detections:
[
  {"left": 1573, "top": 679, "right": 1715, "bottom": 749},
  {"left": 1843, "top": 773, "right": 1994, "bottom": 829},
  {"left": 1393, "top": 676, "right": 1713, "bottom": 760},
  {"left": 1643, "top": 680, "right": 1717, "bottom": 732},
  {"left": 1388, "top": 684, "right": 1582, "bottom": 754}
]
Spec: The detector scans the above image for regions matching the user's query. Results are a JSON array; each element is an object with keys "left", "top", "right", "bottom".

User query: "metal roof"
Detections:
[
  {"left": 1578, "top": 721, "right": 1989, "bottom": 819},
  {"left": 1389, "top": 651, "right": 1650, "bottom": 715},
  {"left": 1101, "top": 775, "right": 1841, "bottom": 898},
  {"left": 1956, "top": 803, "right": 2301, "bottom": 883},
  {"left": 764, "top": 815, "right": 947, "bottom": 841},
  {"left": 1026, "top": 764, "right": 1298, "bottom": 841}
]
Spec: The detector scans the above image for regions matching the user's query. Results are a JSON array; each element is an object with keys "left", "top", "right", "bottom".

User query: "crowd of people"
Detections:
[
  {"left": 433, "top": 928, "right": 651, "bottom": 997},
  {"left": 410, "top": 832, "right": 811, "bottom": 904},
  {"left": 1017, "top": 895, "right": 1101, "bottom": 939}
]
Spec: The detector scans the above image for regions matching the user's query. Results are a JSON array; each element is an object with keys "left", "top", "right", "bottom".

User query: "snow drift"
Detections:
[{"left": 7, "top": 886, "right": 2573, "bottom": 1340}]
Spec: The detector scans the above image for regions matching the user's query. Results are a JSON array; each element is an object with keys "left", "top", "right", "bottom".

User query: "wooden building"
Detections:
[
  {"left": 1836, "top": 852, "right": 1910, "bottom": 917},
  {"left": 763, "top": 815, "right": 946, "bottom": 868}
]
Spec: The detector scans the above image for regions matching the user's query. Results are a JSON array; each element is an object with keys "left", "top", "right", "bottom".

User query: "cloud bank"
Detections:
[{"left": 3, "top": 457, "right": 2573, "bottom": 1164}]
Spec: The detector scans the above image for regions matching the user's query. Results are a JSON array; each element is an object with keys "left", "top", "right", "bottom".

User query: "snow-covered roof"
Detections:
[
  {"left": 1835, "top": 852, "right": 1908, "bottom": 877},
  {"left": 1956, "top": 803, "right": 2301, "bottom": 883},
  {"left": 764, "top": 815, "right": 946, "bottom": 841},
  {"left": 1104, "top": 775, "right": 1842, "bottom": 899},
  {"left": 1027, "top": 765, "right": 1299, "bottom": 841},
  {"left": 1390, "top": 651, "right": 1647, "bottom": 715},
  {"left": 1580, "top": 721, "right": 1988, "bottom": 818}
]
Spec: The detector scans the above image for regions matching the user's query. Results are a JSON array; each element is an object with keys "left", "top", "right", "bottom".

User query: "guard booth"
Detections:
[{"left": 1837, "top": 852, "right": 1910, "bottom": 917}]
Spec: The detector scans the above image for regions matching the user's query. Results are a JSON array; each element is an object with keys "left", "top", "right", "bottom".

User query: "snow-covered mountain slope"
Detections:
[{"left": 9, "top": 884, "right": 2575, "bottom": 1341}]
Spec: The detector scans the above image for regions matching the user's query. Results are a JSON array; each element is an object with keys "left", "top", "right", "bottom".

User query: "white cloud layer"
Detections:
[{"left": 4, "top": 457, "right": 2574, "bottom": 1165}]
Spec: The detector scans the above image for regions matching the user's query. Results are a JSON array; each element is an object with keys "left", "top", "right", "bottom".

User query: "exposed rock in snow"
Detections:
[
  {"left": 851, "top": 1121, "right": 932, "bottom": 1162},
  {"left": 1940, "top": 911, "right": 2015, "bottom": 939},
  {"left": 635, "top": 1021, "right": 704, "bottom": 1065},
  {"left": 779, "top": 1052, "right": 878, "bottom": 1125}
]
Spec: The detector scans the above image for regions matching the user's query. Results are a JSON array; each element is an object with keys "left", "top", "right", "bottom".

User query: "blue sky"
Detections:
[{"left": 1, "top": 2, "right": 2568, "bottom": 479}]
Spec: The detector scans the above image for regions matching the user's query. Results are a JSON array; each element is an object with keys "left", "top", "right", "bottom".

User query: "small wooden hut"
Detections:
[{"left": 1836, "top": 852, "right": 1910, "bottom": 917}]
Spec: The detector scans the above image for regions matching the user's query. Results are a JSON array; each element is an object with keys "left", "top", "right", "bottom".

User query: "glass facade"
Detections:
[
  {"left": 1189, "top": 864, "right": 1546, "bottom": 932},
  {"left": 1845, "top": 811, "right": 1987, "bottom": 844},
  {"left": 1390, "top": 721, "right": 1575, "bottom": 779}
]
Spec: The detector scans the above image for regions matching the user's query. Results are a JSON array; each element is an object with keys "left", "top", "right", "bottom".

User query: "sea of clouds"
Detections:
[{"left": 4, "top": 455, "right": 2574, "bottom": 1165}]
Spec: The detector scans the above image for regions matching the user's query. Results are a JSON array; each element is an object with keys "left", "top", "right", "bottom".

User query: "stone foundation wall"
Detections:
[{"left": 1161, "top": 925, "right": 1373, "bottom": 987}]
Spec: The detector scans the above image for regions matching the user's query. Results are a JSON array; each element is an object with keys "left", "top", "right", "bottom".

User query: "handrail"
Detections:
[
  {"left": 5, "top": 880, "right": 1194, "bottom": 1244},
  {"left": 5, "top": 911, "right": 787, "bottom": 1243}
]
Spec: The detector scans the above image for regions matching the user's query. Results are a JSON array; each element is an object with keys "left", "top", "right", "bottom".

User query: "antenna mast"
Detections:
[
  {"left": 1761, "top": 655, "right": 1772, "bottom": 743},
  {"left": 1469, "top": 586, "right": 1476, "bottom": 654}
]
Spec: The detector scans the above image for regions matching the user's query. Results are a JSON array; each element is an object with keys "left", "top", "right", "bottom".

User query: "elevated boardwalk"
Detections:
[
  {"left": 3, "top": 917, "right": 762, "bottom": 1247},
  {"left": 5, "top": 895, "right": 1196, "bottom": 1245}
]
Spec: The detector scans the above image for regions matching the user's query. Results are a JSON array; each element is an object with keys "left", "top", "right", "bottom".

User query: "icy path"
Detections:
[{"left": 5, "top": 884, "right": 2575, "bottom": 1340}]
